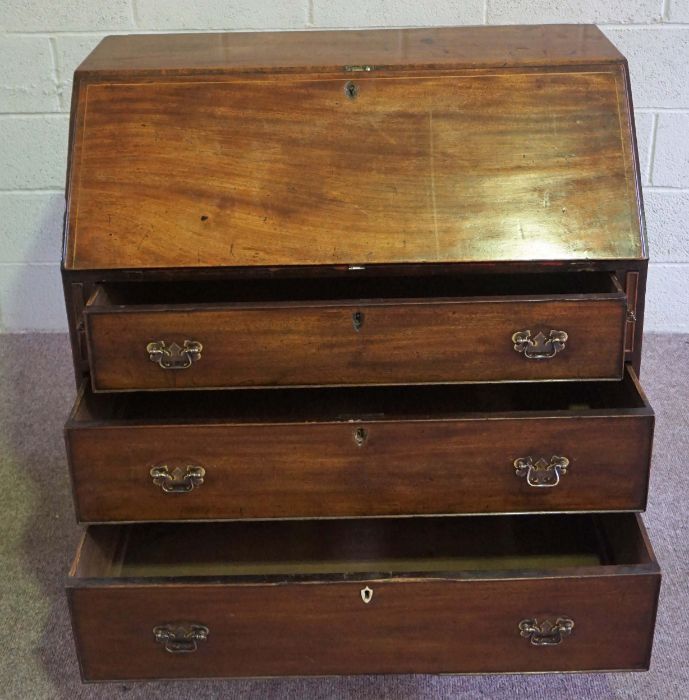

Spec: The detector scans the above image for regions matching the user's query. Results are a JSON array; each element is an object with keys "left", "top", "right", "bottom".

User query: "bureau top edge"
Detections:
[
  {"left": 75, "top": 25, "right": 624, "bottom": 77},
  {"left": 64, "top": 25, "right": 644, "bottom": 272}
]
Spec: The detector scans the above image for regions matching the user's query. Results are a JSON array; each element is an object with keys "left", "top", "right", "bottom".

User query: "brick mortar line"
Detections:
[
  {"left": 643, "top": 185, "right": 689, "bottom": 192},
  {"left": 599, "top": 22, "right": 689, "bottom": 28},
  {"left": 46, "top": 37, "right": 60, "bottom": 106},
  {"left": 48, "top": 36, "right": 67, "bottom": 112},
  {"left": 0, "top": 113, "right": 68, "bottom": 118},
  {"left": 0, "top": 189, "right": 64, "bottom": 195},
  {"left": 637, "top": 108, "right": 689, "bottom": 113},
  {"left": 0, "top": 330, "right": 68, "bottom": 334},
  {"left": 1, "top": 27, "right": 314, "bottom": 36},
  {"left": 129, "top": 0, "right": 140, "bottom": 30},
  {"left": 647, "top": 113, "right": 659, "bottom": 185},
  {"left": 0, "top": 262, "right": 60, "bottom": 267},
  {"left": 4, "top": 22, "right": 689, "bottom": 37},
  {"left": 662, "top": 0, "right": 671, "bottom": 21}
]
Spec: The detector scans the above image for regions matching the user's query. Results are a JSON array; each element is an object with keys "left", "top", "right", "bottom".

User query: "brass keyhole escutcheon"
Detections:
[
  {"left": 353, "top": 310, "right": 364, "bottom": 331},
  {"left": 361, "top": 586, "right": 373, "bottom": 604},
  {"left": 345, "top": 81, "right": 359, "bottom": 100},
  {"left": 354, "top": 427, "right": 368, "bottom": 447}
]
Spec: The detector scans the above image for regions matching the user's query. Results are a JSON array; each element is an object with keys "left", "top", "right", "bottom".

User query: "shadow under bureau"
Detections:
[{"left": 61, "top": 25, "right": 660, "bottom": 680}]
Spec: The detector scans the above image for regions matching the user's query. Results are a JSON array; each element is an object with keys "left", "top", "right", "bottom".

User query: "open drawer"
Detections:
[
  {"left": 83, "top": 272, "right": 628, "bottom": 391},
  {"left": 66, "top": 366, "right": 653, "bottom": 522},
  {"left": 68, "top": 513, "right": 660, "bottom": 680}
]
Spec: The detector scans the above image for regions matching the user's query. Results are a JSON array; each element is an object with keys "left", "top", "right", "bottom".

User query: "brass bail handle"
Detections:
[
  {"left": 512, "top": 330, "right": 568, "bottom": 360},
  {"left": 153, "top": 623, "right": 209, "bottom": 653},
  {"left": 514, "top": 456, "right": 569, "bottom": 488},
  {"left": 150, "top": 465, "right": 206, "bottom": 493},
  {"left": 519, "top": 617, "right": 574, "bottom": 646},
  {"left": 147, "top": 340, "right": 203, "bottom": 369}
]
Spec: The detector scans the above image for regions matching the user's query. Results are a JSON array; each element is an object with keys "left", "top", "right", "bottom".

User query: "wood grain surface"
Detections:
[
  {"left": 84, "top": 290, "right": 627, "bottom": 390},
  {"left": 75, "top": 25, "right": 624, "bottom": 75},
  {"left": 65, "top": 66, "right": 642, "bottom": 269},
  {"left": 70, "top": 575, "right": 659, "bottom": 680},
  {"left": 67, "top": 385, "right": 652, "bottom": 521},
  {"left": 68, "top": 514, "right": 660, "bottom": 679}
]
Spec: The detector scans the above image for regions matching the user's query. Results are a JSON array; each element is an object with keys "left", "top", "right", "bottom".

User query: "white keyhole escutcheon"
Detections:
[{"left": 361, "top": 586, "right": 373, "bottom": 604}]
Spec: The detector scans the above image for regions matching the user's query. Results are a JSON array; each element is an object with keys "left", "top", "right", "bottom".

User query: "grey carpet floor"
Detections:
[{"left": 0, "top": 333, "right": 687, "bottom": 700}]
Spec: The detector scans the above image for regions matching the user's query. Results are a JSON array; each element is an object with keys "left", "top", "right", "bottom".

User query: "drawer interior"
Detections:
[
  {"left": 70, "top": 365, "right": 650, "bottom": 425},
  {"left": 88, "top": 271, "right": 624, "bottom": 307},
  {"left": 72, "top": 513, "right": 655, "bottom": 581}
]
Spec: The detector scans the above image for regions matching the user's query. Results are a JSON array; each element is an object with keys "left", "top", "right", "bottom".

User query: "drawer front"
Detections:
[
  {"left": 70, "top": 574, "right": 659, "bottom": 680},
  {"left": 85, "top": 297, "right": 626, "bottom": 391},
  {"left": 68, "top": 415, "right": 652, "bottom": 522}
]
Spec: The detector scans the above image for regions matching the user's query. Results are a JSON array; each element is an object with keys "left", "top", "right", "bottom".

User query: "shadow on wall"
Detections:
[{"left": 0, "top": 193, "right": 68, "bottom": 332}]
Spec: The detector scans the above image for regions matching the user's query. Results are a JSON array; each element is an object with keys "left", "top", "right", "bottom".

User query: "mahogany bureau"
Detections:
[{"left": 61, "top": 25, "right": 660, "bottom": 680}]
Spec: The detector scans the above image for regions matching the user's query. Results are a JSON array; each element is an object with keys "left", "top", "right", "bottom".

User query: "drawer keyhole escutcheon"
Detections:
[
  {"left": 361, "top": 586, "right": 373, "bottom": 604},
  {"left": 153, "top": 623, "right": 209, "bottom": 653},
  {"left": 514, "top": 456, "right": 569, "bottom": 488},
  {"left": 147, "top": 340, "right": 203, "bottom": 369},
  {"left": 150, "top": 465, "right": 206, "bottom": 493},
  {"left": 352, "top": 311, "right": 364, "bottom": 331},
  {"left": 512, "top": 330, "right": 568, "bottom": 360},
  {"left": 344, "top": 81, "right": 359, "bottom": 99},
  {"left": 354, "top": 427, "right": 368, "bottom": 447},
  {"left": 519, "top": 617, "right": 574, "bottom": 646}
]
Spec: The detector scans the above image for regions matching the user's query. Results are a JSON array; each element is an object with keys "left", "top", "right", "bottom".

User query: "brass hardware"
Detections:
[
  {"left": 344, "top": 65, "right": 373, "bottom": 72},
  {"left": 352, "top": 310, "right": 364, "bottom": 331},
  {"left": 354, "top": 427, "right": 368, "bottom": 447},
  {"left": 146, "top": 340, "right": 203, "bottom": 369},
  {"left": 514, "top": 456, "right": 569, "bottom": 488},
  {"left": 519, "top": 617, "right": 574, "bottom": 646},
  {"left": 512, "top": 330, "right": 568, "bottom": 360},
  {"left": 627, "top": 309, "right": 637, "bottom": 323},
  {"left": 344, "top": 81, "right": 359, "bottom": 100},
  {"left": 361, "top": 586, "right": 373, "bottom": 604},
  {"left": 150, "top": 465, "right": 206, "bottom": 493},
  {"left": 153, "top": 623, "right": 209, "bottom": 653}
]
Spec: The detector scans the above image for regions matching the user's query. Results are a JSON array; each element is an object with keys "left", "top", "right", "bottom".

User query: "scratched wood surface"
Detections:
[{"left": 65, "top": 66, "right": 642, "bottom": 269}]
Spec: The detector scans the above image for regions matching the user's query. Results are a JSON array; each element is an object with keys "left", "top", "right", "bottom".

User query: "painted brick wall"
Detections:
[{"left": 1, "top": 1, "right": 687, "bottom": 331}]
